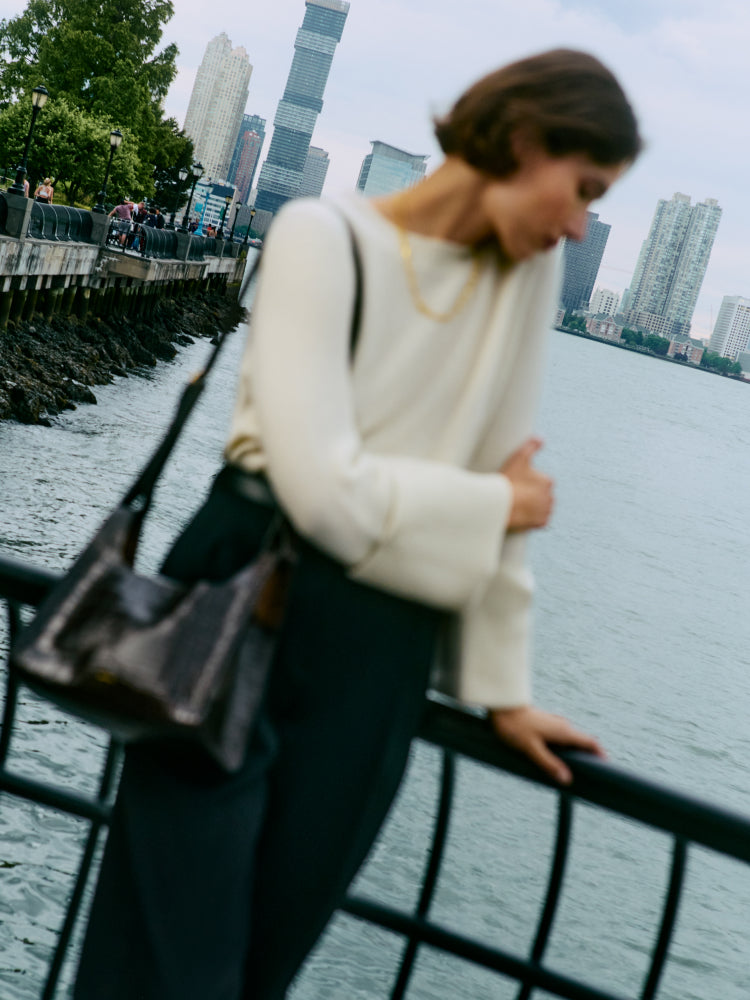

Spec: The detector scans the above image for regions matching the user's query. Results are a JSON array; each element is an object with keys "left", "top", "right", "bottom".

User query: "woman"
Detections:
[
  {"left": 33, "top": 177, "right": 54, "bottom": 203},
  {"left": 74, "top": 48, "right": 641, "bottom": 1000}
]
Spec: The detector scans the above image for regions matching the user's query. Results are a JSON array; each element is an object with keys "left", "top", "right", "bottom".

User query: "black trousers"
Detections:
[{"left": 73, "top": 475, "right": 443, "bottom": 1000}]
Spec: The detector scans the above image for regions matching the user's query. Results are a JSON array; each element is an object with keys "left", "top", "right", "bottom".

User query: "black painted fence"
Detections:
[{"left": 1, "top": 552, "right": 749, "bottom": 1000}]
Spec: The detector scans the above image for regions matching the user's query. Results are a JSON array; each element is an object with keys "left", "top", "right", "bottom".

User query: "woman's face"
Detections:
[{"left": 478, "top": 147, "right": 627, "bottom": 262}]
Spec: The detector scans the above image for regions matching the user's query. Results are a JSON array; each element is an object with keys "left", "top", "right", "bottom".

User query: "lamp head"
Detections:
[
  {"left": 110, "top": 128, "right": 123, "bottom": 150},
  {"left": 32, "top": 85, "right": 49, "bottom": 109}
]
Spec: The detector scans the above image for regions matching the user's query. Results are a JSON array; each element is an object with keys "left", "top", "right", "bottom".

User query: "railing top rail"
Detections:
[{"left": 2, "top": 550, "right": 749, "bottom": 865}]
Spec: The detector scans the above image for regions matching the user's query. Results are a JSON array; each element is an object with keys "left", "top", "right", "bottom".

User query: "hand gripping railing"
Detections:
[{"left": 2, "top": 551, "right": 750, "bottom": 999}]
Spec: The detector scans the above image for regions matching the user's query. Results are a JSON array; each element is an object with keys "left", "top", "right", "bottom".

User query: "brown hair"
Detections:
[{"left": 434, "top": 49, "right": 642, "bottom": 176}]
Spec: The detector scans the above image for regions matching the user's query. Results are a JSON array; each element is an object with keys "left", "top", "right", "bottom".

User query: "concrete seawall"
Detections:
[{"left": 0, "top": 207, "right": 249, "bottom": 423}]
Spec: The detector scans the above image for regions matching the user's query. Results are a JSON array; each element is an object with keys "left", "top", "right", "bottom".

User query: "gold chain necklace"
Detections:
[{"left": 397, "top": 226, "right": 482, "bottom": 323}]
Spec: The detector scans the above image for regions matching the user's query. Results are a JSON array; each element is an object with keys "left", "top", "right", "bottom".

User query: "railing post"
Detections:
[
  {"left": 4, "top": 190, "right": 34, "bottom": 241},
  {"left": 89, "top": 211, "right": 109, "bottom": 247}
]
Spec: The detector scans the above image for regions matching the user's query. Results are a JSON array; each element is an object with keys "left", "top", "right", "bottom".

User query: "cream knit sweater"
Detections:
[{"left": 225, "top": 193, "right": 561, "bottom": 708}]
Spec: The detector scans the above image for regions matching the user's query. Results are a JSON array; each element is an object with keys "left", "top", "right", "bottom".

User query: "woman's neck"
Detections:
[{"left": 373, "top": 158, "right": 495, "bottom": 246}]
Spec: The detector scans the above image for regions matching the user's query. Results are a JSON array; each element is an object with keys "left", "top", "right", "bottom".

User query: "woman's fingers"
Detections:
[{"left": 490, "top": 705, "right": 606, "bottom": 785}]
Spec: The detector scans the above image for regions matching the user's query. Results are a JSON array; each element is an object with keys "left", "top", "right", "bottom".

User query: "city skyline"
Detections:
[{"left": 2, "top": 0, "right": 748, "bottom": 337}]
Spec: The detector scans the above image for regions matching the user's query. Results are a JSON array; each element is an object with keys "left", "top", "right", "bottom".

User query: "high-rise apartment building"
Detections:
[
  {"left": 297, "top": 146, "right": 330, "bottom": 198},
  {"left": 356, "top": 141, "right": 428, "bottom": 196},
  {"left": 625, "top": 192, "right": 721, "bottom": 339},
  {"left": 228, "top": 114, "right": 266, "bottom": 203},
  {"left": 184, "top": 33, "right": 252, "bottom": 182},
  {"left": 590, "top": 287, "right": 620, "bottom": 317},
  {"left": 255, "top": 0, "right": 350, "bottom": 215},
  {"left": 708, "top": 295, "right": 750, "bottom": 359},
  {"left": 560, "top": 212, "right": 610, "bottom": 312}
]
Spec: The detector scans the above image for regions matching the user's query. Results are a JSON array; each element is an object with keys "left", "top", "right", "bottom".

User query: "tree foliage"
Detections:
[
  {"left": 700, "top": 351, "right": 743, "bottom": 375},
  {"left": 0, "top": 0, "right": 193, "bottom": 205},
  {"left": 620, "top": 328, "right": 644, "bottom": 346},
  {"left": 643, "top": 334, "right": 670, "bottom": 356}
]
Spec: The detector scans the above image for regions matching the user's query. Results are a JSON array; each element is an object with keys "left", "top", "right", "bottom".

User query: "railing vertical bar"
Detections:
[
  {"left": 390, "top": 750, "right": 456, "bottom": 1000},
  {"left": 0, "top": 601, "right": 23, "bottom": 766},
  {"left": 638, "top": 838, "right": 687, "bottom": 1000},
  {"left": 515, "top": 793, "right": 574, "bottom": 1000},
  {"left": 40, "top": 739, "right": 120, "bottom": 1000}
]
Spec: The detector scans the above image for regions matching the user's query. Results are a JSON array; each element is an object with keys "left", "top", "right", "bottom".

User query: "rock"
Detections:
[{"left": 0, "top": 289, "right": 246, "bottom": 424}]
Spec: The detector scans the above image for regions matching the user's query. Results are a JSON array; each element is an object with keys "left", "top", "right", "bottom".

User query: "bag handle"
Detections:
[{"left": 122, "top": 213, "right": 364, "bottom": 520}]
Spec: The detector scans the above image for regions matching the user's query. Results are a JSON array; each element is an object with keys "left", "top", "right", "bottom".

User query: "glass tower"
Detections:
[
  {"left": 255, "top": 0, "right": 349, "bottom": 214},
  {"left": 560, "top": 212, "right": 611, "bottom": 312},
  {"left": 356, "top": 141, "right": 428, "bottom": 197}
]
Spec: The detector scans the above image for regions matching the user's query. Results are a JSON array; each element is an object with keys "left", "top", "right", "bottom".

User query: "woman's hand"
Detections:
[
  {"left": 500, "top": 438, "right": 553, "bottom": 531},
  {"left": 490, "top": 705, "right": 605, "bottom": 785}
]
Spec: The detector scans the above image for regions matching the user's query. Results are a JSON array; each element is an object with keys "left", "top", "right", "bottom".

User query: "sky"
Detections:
[{"left": 2, "top": 0, "right": 750, "bottom": 339}]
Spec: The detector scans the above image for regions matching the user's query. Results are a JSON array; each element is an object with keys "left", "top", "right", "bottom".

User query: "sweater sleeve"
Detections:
[
  {"left": 450, "top": 249, "right": 562, "bottom": 707},
  {"left": 243, "top": 200, "right": 511, "bottom": 610}
]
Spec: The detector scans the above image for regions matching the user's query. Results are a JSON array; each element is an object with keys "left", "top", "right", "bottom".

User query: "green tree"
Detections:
[
  {"left": 0, "top": 95, "right": 143, "bottom": 204},
  {"left": 0, "top": 0, "right": 191, "bottom": 204},
  {"left": 644, "top": 334, "right": 670, "bottom": 356},
  {"left": 562, "top": 310, "right": 587, "bottom": 332},
  {"left": 620, "top": 327, "right": 644, "bottom": 346}
]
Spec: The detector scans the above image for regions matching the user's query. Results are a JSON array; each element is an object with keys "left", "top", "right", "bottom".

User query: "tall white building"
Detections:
[
  {"left": 184, "top": 33, "right": 252, "bottom": 182},
  {"left": 356, "top": 141, "right": 428, "bottom": 197},
  {"left": 708, "top": 295, "right": 750, "bottom": 359},
  {"left": 625, "top": 192, "right": 721, "bottom": 339},
  {"left": 590, "top": 287, "right": 620, "bottom": 317}
]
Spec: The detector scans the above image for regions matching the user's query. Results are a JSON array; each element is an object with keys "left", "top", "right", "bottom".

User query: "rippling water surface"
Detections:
[{"left": 2, "top": 318, "right": 750, "bottom": 999}]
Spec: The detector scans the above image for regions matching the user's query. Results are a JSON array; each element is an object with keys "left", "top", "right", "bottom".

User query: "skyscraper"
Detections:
[
  {"left": 255, "top": 0, "right": 349, "bottom": 215},
  {"left": 298, "top": 146, "right": 330, "bottom": 198},
  {"left": 625, "top": 192, "right": 722, "bottom": 339},
  {"left": 708, "top": 295, "right": 750, "bottom": 359},
  {"left": 228, "top": 114, "right": 266, "bottom": 203},
  {"left": 184, "top": 33, "right": 252, "bottom": 182},
  {"left": 560, "top": 212, "right": 611, "bottom": 312},
  {"left": 356, "top": 141, "right": 428, "bottom": 197}
]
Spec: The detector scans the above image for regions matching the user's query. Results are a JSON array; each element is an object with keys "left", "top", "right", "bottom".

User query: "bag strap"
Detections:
[{"left": 122, "top": 211, "right": 364, "bottom": 517}]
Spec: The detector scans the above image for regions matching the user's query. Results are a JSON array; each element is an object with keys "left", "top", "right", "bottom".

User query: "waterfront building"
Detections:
[
  {"left": 590, "top": 286, "right": 620, "bottom": 317},
  {"left": 355, "top": 141, "right": 428, "bottom": 197},
  {"left": 560, "top": 212, "right": 610, "bottom": 312},
  {"left": 297, "top": 146, "right": 330, "bottom": 198},
  {"left": 184, "top": 33, "right": 253, "bottom": 182},
  {"left": 708, "top": 295, "right": 750, "bottom": 360},
  {"left": 585, "top": 317, "right": 622, "bottom": 342},
  {"left": 255, "top": 0, "right": 350, "bottom": 215},
  {"left": 667, "top": 334, "right": 704, "bottom": 365},
  {"left": 191, "top": 180, "right": 235, "bottom": 233},
  {"left": 228, "top": 114, "right": 266, "bottom": 203},
  {"left": 624, "top": 192, "right": 721, "bottom": 339}
]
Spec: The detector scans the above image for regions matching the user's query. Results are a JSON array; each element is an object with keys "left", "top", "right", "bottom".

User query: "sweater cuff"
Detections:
[{"left": 348, "top": 463, "right": 511, "bottom": 610}]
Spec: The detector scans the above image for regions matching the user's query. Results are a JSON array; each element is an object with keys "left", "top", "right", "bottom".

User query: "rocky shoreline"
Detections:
[{"left": 0, "top": 290, "right": 246, "bottom": 425}]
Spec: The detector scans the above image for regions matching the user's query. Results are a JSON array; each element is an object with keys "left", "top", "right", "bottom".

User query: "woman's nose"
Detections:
[{"left": 564, "top": 210, "right": 589, "bottom": 242}]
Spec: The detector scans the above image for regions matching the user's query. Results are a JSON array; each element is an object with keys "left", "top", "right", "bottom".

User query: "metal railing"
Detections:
[
  {"left": 1, "top": 551, "right": 750, "bottom": 999},
  {"left": 27, "top": 202, "right": 94, "bottom": 243}
]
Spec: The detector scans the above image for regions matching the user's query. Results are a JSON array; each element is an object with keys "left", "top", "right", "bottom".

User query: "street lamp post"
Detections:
[
  {"left": 229, "top": 202, "right": 241, "bottom": 242},
  {"left": 9, "top": 86, "right": 49, "bottom": 196},
  {"left": 168, "top": 166, "right": 189, "bottom": 229},
  {"left": 92, "top": 128, "right": 123, "bottom": 213},
  {"left": 179, "top": 162, "right": 203, "bottom": 232},
  {"left": 218, "top": 194, "right": 232, "bottom": 237},
  {"left": 243, "top": 207, "right": 256, "bottom": 246}
]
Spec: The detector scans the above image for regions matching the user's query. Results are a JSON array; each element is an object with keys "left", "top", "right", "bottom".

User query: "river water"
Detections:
[{"left": 2, "top": 303, "right": 750, "bottom": 998}]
